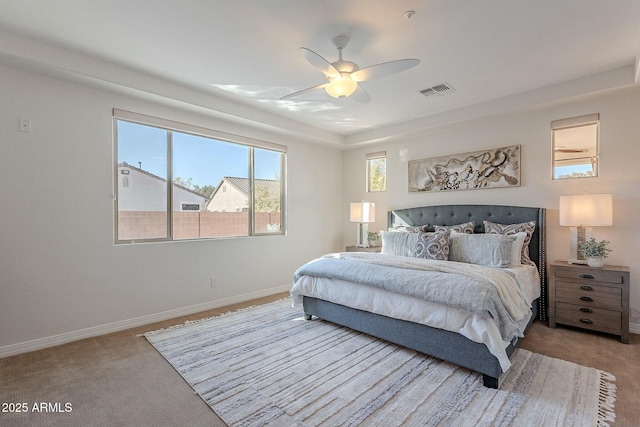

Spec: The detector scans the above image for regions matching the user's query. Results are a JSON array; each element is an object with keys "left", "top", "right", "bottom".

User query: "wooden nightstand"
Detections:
[
  {"left": 549, "top": 261, "right": 630, "bottom": 343},
  {"left": 345, "top": 246, "right": 381, "bottom": 252}
]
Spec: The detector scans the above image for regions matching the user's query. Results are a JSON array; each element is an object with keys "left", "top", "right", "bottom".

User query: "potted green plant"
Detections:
[
  {"left": 579, "top": 238, "right": 612, "bottom": 268},
  {"left": 368, "top": 231, "right": 380, "bottom": 247}
]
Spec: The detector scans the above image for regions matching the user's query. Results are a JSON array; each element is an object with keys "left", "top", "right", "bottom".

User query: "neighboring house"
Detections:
[
  {"left": 206, "top": 176, "right": 279, "bottom": 212},
  {"left": 117, "top": 162, "right": 208, "bottom": 211}
]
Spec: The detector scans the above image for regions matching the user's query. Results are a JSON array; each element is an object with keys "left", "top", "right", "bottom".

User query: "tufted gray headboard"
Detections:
[{"left": 388, "top": 204, "right": 547, "bottom": 320}]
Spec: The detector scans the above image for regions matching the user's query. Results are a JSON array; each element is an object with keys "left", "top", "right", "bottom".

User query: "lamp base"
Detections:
[
  {"left": 355, "top": 223, "right": 370, "bottom": 248},
  {"left": 568, "top": 226, "right": 592, "bottom": 265}
]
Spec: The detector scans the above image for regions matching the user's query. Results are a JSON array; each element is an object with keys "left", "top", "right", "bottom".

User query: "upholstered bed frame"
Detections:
[{"left": 302, "top": 204, "right": 546, "bottom": 388}]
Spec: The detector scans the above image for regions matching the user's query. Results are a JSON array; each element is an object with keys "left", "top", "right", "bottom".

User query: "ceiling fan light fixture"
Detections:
[{"left": 325, "top": 76, "right": 358, "bottom": 98}]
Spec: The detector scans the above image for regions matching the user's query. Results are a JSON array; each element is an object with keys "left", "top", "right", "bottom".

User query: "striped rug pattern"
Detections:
[{"left": 145, "top": 299, "right": 616, "bottom": 427}]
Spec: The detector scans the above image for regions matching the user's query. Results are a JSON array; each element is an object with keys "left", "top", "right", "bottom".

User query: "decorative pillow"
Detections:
[
  {"left": 509, "top": 232, "right": 527, "bottom": 267},
  {"left": 483, "top": 221, "right": 536, "bottom": 266},
  {"left": 433, "top": 221, "right": 475, "bottom": 234},
  {"left": 388, "top": 225, "right": 428, "bottom": 233},
  {"left": 380, "top": 231, "right": 420, "bottom": 257},
  {"left": 449, "top": 233, "right": 514, "bottom": 267},
  {"left": 415, "top": 231, "right": 451, "bottom": 260}
]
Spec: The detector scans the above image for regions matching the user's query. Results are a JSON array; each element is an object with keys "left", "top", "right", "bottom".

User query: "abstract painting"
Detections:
[{"left": 408, "top": 145, "right": 520, "bottom": 192}]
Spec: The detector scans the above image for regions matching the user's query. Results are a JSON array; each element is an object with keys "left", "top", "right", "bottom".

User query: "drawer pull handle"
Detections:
[
  {"left": 579, "top": 274, "right": 595, "bottom": 279},
  {"left": 580, "top": 296, "right": 594, "bottom": 302},
  {"left": 580, "top": 318, "right": 594, "bottom": 324},
  {"left": 580, "top": 307, "right": 593, "bottom": 313},
  {"left": 579, "top": 285, "right": 594, "bottom": 291}
]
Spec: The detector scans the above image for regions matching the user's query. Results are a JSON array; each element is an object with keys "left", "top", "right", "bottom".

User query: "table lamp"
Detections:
[
  {"left": 559, "top": 194, "right": 612, "bottom": 264},
  {"left": 350, "top": 202, "right": 375, "bottom": 247}
]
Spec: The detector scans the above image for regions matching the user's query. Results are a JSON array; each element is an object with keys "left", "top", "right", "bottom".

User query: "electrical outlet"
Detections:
[{"left": 210, "top": 277, "right": 217, "bottom": 289}]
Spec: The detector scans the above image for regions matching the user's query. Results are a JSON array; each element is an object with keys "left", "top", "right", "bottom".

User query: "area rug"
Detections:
[{"left": 144, "top": 299, "right": 616, "bottom": 427}]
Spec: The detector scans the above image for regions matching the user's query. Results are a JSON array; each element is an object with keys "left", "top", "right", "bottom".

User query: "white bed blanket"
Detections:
[{"left": 290, "top": 254, "right": 540, "bottom": 372}]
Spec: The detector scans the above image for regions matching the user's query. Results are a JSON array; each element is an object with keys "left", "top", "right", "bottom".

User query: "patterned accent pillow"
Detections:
[
  {"left": 389, "top": 225, "right": 429, "bottom": 233},
  {"left": 415, "top": 231, "right": 451, "bottom": 260},
  {"left": 483, "top": 220, "right": 536, "bottom": 266},
  {"left": 433, "top": 221, "right": 475, "bottom": 234}
]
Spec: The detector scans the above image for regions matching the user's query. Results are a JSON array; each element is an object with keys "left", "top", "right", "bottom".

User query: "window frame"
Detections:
[
  {"left": 366, "top": 151, "right": 387, "bottom": 192},
  {"left": 113, "top": 109, "right": 286, "bottom": 244}
]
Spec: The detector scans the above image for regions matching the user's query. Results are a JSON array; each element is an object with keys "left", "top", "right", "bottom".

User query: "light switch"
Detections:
[{"left": 19, "top": 119, "right": 32, "bottom": 133}]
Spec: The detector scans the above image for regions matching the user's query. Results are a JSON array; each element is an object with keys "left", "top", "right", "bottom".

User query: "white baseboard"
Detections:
[
  {"left": 0, "top": 285, "right": 290, "bottom": 358},
  {"left": 3, "top": 289, "right": 636, "bottom": 358}
]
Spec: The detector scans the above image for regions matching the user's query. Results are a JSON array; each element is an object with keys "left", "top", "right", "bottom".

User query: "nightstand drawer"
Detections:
[
  {"left": 555, "top": 281, "right": 622, "bottom": 309},
  {"left": 556, "top": 302, "right": 621, "bottom": 335},
  {"left": 554, "top": 268, "right": 625, "bottom": 284}
]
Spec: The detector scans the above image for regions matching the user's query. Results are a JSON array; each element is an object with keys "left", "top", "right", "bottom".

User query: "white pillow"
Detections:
[
  {"left": 380, "top": 230, "right": 420, "bottom": 257},
  {"left": 449, "top": 233, "right": 516, "bottom": 267}
]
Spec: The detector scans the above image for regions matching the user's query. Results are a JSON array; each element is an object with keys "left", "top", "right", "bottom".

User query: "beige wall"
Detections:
[
  {"left": 0, "top": 64, "right": 344, "bottom": 355},
  {"left": 342, "top": 85, "right": 640, "bottom": 333}
]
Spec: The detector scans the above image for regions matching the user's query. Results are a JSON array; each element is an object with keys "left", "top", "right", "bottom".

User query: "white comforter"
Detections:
[{"left": 290, "top": 254, "right": 540, "bottom": 372}]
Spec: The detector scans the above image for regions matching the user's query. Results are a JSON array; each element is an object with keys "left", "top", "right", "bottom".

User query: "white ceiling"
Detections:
[{"left": 1, "top": 0, "right": 639, "bottom": 146}]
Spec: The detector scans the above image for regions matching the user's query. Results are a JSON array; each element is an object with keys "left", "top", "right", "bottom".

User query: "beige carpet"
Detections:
[{"left": 145, "top": 299, "right": 616, "bottom": 427}]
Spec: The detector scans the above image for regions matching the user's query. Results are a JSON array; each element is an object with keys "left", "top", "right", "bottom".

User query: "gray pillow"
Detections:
[
  {"left": 484, "top": 220, "right": 536, "bottom": 266},
  {"left": 415, "top": 231, "right": 451, "bottom": 260},
  {"left": 449, "top": 233, "right": 515, "bottom": 267},
  {"left": 381, "top": 231, "right": 420, "bottom": 257}
]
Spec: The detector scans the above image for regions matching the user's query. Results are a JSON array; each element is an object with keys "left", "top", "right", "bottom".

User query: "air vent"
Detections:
[{"left": 420, "top": 82, "right": 456, "bottom": 97}]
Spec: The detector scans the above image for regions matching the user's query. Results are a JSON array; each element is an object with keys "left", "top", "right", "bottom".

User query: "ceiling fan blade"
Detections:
[
  {"left": 280, "top": 82, "right": 328, "bottom": 100},
  {"left": 555, "top": 149, "right": 587, "bottom": 153},
  {"left": 350, "top": 58, "right": 420, "bottom": 82},
  {"left": 350, "top": 85, "right": 370, "bottom": 103},
  {"left": 300, "top": 47, "right": 341, "bottom": 78}
]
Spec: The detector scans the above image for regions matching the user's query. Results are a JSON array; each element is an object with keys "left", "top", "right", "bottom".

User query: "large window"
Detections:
[
  {"left": 367, "top": 151, "right": 386, "bottom": 192},
  {"left": 114, "top": 109, "right": 286, "bottom": 243}
]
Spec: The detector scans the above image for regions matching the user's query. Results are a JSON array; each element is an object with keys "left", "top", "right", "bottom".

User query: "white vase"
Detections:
[{"left": 586, "top": 257, "right": 604, "bottom": 268}]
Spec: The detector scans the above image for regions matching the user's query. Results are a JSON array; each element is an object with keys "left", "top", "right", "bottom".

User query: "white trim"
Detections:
[
  {"left": 366, "top": 151, "right": 386, "bottom": 160},
  {"left": 113, "top": 108, "right": 287, "bottom": 153},
  {"left": 551, "top": 113, "right": 599, "bottom": 130},
  {"left": 630, "top": 322, "right": 640, "bottom": 335},
  {"left": 0, "top": 285, "right": 290, "bottom": 358}
]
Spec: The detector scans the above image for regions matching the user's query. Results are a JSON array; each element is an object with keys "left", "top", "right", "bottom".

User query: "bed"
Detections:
[{"left": 291, "top": 204, "right": 546, "bottom": 388}]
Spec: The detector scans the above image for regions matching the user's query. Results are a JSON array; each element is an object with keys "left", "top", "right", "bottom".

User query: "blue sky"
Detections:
[
  {"left": 117, "top": 121, "right": 281, "bottom": 187},
  {"left": 553, "top": 164, "right": 594, "bottom": 179}
]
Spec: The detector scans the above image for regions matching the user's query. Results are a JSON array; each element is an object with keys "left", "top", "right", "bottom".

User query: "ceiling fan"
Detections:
[{"left": 280, "top": 36, "right": 420, "bottom": 103}]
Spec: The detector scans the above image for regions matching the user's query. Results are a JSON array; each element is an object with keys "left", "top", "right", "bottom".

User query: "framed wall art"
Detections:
[{"left": 408, "top": 145, "right": 520, "bottom": 193}]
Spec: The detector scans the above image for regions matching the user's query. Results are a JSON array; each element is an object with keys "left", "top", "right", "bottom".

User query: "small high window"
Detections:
[
  {"left": 552, "top": 114, "right": 599, "bottom": 179},
  {"left": 367, "top": 151, "right": 386, "bottom": 192}
]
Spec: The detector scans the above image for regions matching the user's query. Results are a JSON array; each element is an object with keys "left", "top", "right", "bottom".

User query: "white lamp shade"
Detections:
[
  {"left": 350, "top": 202, "right": 375, "bottom": 223},
  {"left": 559, "top": 194, "right": 612, "bottom": 226}
]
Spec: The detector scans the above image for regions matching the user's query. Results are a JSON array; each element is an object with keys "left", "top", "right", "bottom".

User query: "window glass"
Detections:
[
  {"left": 254, "top": 148, "right": 283, "bottom": 234},
  {"left": 116, "top": 121, "right": 168, "bottom": 241},
  {"left": 552, "top": 114, "right": 599, "bottom": 180},
  {"left": 367, "top": 153, "right": 386, "bottom": 192},
  {"left": 174, "top": 132, "right": 249, "bottom": 239}
]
